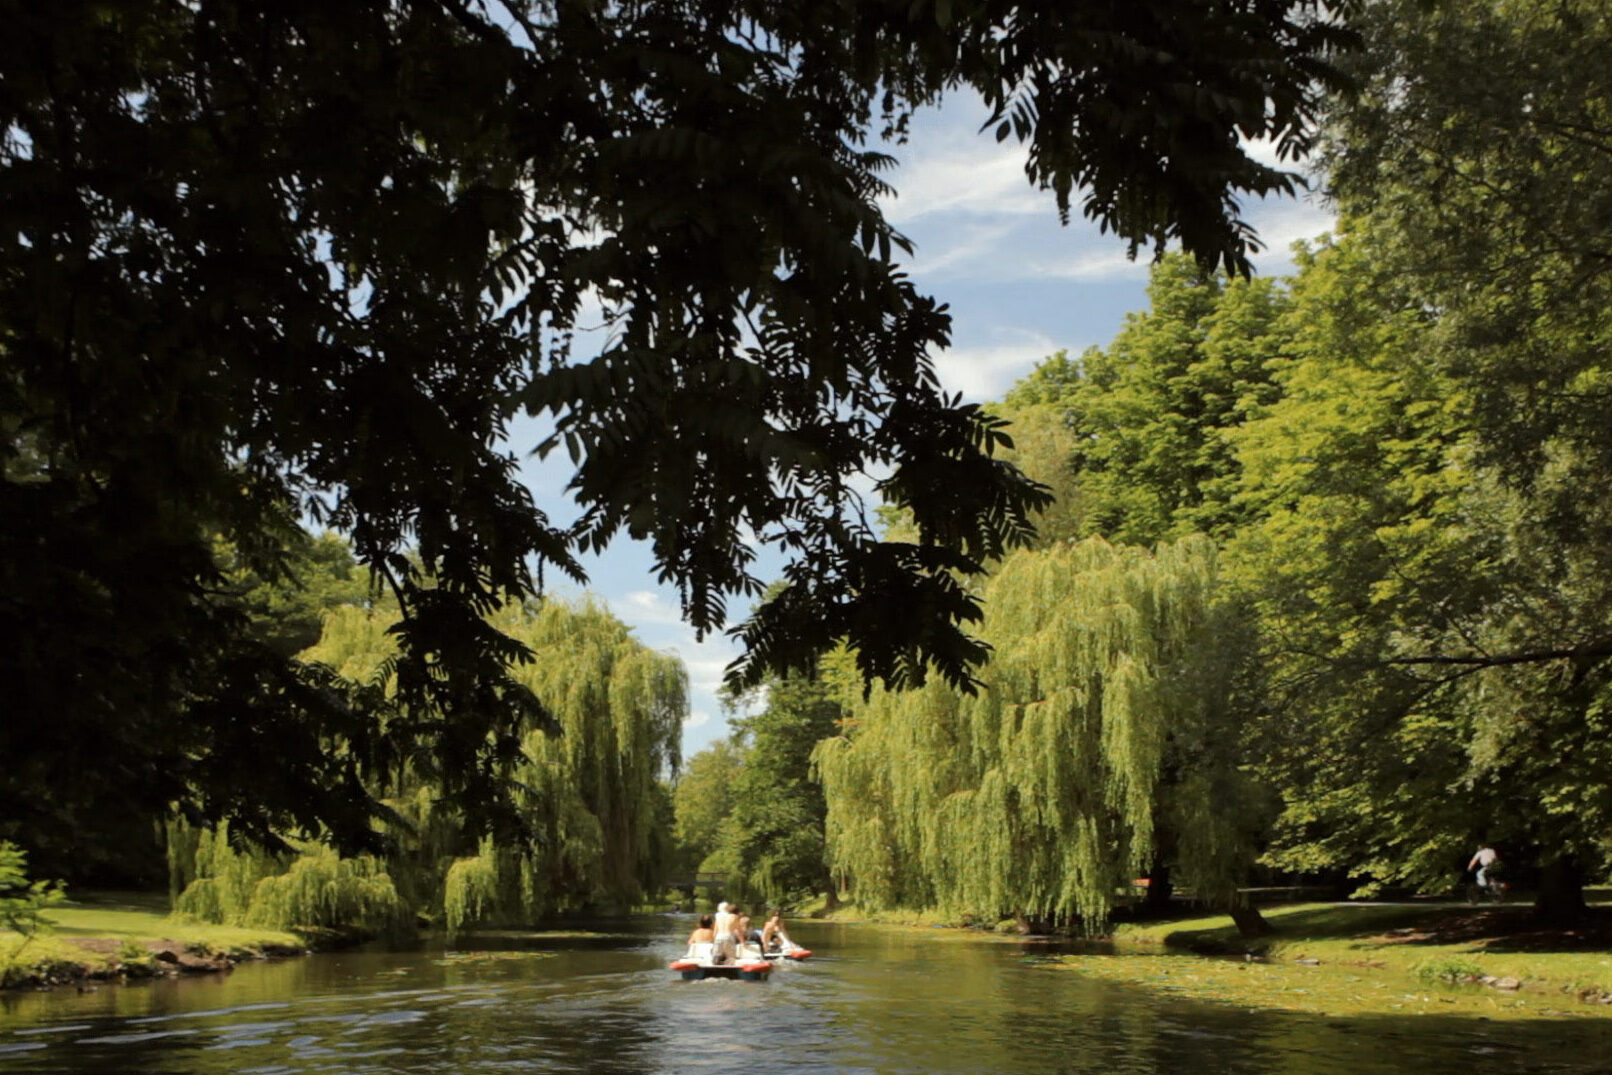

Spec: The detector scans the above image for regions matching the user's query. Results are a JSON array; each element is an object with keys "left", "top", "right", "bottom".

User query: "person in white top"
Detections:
[{"left": 1468, "top": 845, "right": 1500, "bottom": 889}]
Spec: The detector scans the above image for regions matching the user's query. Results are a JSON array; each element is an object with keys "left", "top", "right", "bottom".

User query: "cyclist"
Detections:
[{"left": 1468, "top": 844, "right": 1501, "bottom": 893}]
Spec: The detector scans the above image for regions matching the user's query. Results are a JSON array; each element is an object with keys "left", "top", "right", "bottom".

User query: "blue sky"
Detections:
[{"left": 527, "top": 97, "right": 1335, "bottom": 761}]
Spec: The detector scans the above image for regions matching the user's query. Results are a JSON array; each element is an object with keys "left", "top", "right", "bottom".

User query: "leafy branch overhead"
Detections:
[{"left": 0, "top": 0, "right": 1357, "bottom": 851}]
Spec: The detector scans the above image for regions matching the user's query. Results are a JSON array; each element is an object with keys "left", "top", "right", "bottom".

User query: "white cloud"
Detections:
[
  {"left": 932, "top": 330, "right": 1063, "bottom": 402},
  {"left": 621, "top": 589, "right": 685, "bottom": 626},
  {"left": 683, "top": 709, "right": 712, "bottom": 729},
  {"left": 880, "top": 143, "right": 1046, "bottom": 226},
  {"left": 677, "top": 652, "right": 735, "bottom": 694},
  {"left": 906, "top": 218, "right": 1020, "bottom": 278},
  {"left": 1025, "top": 246, "right": 1152, "bottom": 283},
  {"left": 1244, "top": 196, "right": 1334, "bottom": 271}
]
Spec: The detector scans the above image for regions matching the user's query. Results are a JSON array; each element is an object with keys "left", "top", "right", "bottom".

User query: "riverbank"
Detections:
[
  {"left": 812, "top": 899, "right": 1612, "bottom": 1018},
  {"left": 1, "top": 891, "right": 313, "bottom": 990}
]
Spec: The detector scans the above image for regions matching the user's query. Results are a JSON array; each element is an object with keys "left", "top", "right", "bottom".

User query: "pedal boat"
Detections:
[
  {"left": 764, "top": 939, "right": 813, "bottom": 961},
  {"left": 669, "top": 942, "right": 772, "bottom": 981}
]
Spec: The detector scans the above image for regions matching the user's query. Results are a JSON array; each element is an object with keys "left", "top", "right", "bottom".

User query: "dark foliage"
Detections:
[{"left": 0, "top": 0, "right": 1355, "bottom": 856}]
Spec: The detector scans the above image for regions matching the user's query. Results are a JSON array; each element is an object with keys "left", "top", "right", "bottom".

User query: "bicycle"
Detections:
[{"left": 1466, "top": 873, "right": 1509, "bottom": 905}]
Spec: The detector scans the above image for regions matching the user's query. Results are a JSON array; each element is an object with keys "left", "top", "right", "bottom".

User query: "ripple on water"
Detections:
[
  {"left": 347, "top": 1008, "right": 428, "bottom": 1027},
  {"left": 204, "top": 1037, "right": 274, "bottom": 1050},
  {"left": 75, "top": 1028, "right": 200, "bottom": 1045},
  {"left": 128, "top": 1002, "right": 292, "bottom": 1025}
]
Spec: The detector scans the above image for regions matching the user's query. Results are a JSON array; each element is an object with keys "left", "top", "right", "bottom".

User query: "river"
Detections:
[{"left": 1, "top": 918, "right": 1609, "bottom": 1073}]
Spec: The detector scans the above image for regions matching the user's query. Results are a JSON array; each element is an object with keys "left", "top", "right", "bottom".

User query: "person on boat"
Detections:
[
  {"left": 686, "top": 914, "right": 715, "bottom": 947},
  {"left": 760, "top": 908, "right": 790, "bottom": 952},
  {"left": 683, "top": 914, "right": 716, "bottom": 963},
  {"left": 712, "top": 900, "right": 735, "bottom": 941},
  {"left": 710, "top": 919, "right": 739, "bottom": 965},
  {"left": 735, "top": 910, "right": 759, "bottom": 956}
]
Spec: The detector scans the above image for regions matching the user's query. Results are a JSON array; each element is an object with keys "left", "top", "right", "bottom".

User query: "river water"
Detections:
[{"left": 1, "top": 919, "right": 1609, "bottom": 1073}]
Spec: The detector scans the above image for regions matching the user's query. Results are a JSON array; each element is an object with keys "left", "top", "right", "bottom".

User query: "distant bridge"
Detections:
[{"left": 664, "top": 873, "right": 726, "bottom": 892}]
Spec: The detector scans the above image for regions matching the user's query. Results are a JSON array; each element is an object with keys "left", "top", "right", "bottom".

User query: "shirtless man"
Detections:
[
  {"left": 709, "top": 902, "right": 738, "bottom": 964},
  {"left": 686, "top": 914, "right": 715, "bottom": 946},
  {"left": 712, "top": 900, "right": 735, "bottom": 939},
  {"left": 760, "top": 908, "right": 789, "bottom": 952}
]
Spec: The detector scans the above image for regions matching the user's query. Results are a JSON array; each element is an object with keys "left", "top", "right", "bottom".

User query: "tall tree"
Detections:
[
  {"left": 1035, "top": 257, "right": 1291, "bottom": 547},
  {"left": 1301, "top": 0, "right": 1612, "bottom": 920},
  {"left": 724, "top": 669, "right": 844, "bottom": 907},
  {"left": 1223, "top": 230, "right": 1487, "bottom": 898},
  {"left": 671, "top": 739, "right": 743, "bottom": 880},
  {"left": 816, "top": 537, "right": 1263, "bottom": 931},
  {"left": 0, "top": 0, "right": 1355, "bottom": 856},
  {"left": 1231, "top": 229, "right": 1612, "bottom": 920},
  {"left": 172, "top": 597, "right": 685, "bottom": 931}
]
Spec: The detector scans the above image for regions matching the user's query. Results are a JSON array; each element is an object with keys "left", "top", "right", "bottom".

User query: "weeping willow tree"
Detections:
[
  {"left": 168, "top": 820, "right": 412, "bottom": 936},
  {"left": 814, "top": 536, "right": 1263, "bottom": 931},
  {"left": 169, "top": 598, "right": 686, "bottom": 937}
]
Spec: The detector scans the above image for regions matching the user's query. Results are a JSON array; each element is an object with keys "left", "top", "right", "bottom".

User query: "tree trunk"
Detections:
[
  {"left": 1533, "top": 853, "right": 1586, "bottom": 926},
  {"left": 821, "top": 869, "right": 840, "bottom": 912},
  {"left": 1143, "top": 860, "right": 1175, "bottom": 916},
  {"left": 1229, "top": 903, "right": 1274, "bottom": 938}
]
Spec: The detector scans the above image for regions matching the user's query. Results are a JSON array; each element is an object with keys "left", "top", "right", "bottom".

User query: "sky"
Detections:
[{"left": 525, "top": 98, "right": 1336, "bottom": 761}]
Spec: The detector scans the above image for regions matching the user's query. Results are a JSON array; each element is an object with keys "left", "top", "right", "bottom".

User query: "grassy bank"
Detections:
[
  {"left": 2, "top": 891, "right": 309, "bottom": 989},
  {"left": 805, "top": 896, "right": 1052, "bottom": 934},
  {"left": 1063, "top": 902, "right": 1611, "bottom": 1018},
  {"left": 812, "top": 898, "right": 1612, "bottom": 1018}
]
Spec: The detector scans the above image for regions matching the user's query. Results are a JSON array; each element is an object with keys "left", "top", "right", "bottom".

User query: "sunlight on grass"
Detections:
[
  {"left": 1, "top": 894, "right": 306, "bottom": 986},
  {"left": 1031, "top": 950, "right": 1592, "bottom": 1019},
  {"left": 1089, "top": 903, "right": 1612, "bottom": 1018}
]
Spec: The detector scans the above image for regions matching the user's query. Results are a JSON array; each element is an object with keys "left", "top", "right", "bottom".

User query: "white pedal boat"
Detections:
[{"left": 668, "top": 939, "right": 813, "bottom": 981}]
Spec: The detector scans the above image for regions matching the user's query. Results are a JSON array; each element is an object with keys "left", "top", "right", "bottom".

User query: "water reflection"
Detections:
[{"left": 0, "top": 919, "right": 1608, "bottom": 1073}]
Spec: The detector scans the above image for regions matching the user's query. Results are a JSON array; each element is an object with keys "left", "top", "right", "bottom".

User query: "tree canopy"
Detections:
[
  {"left": 169, "top": 597, "right": 685, "bottom": 933},
  {"left": 816, "top": 536, "right": 1260, "bottom": 928},
  {"left": 0, "top": 0, "right": 1357, "bottom": 856}
]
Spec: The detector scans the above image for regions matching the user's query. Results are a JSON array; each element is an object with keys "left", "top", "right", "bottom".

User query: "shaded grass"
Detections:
[{"left": 1116, "top": 902, "right": 1433, "bottom": 947}]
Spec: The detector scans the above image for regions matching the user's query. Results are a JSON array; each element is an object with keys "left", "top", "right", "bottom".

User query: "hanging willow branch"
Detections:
[{"left": 815, "top": 536, "right": 1260, "bottom": 929}]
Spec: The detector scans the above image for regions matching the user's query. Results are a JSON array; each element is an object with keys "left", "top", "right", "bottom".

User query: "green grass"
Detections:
[
  {"left": 1083, "top": 902, "right": 1612, "bottom": 1017},
  {"left": 1114, "top": 902, "right": 1427, "bottom": 947},
  {"left": 2, "top": 892, "right": 306, "bottom": 987},
  {"left": 1033, "top": 949, "right": 1589, "bottom": 1019},
  {"left": 807, "top": 897, "right": 1612, "bottom": 1018}
]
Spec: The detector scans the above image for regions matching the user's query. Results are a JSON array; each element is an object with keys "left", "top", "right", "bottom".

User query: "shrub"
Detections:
[
  {"left": 1417, "top": 956, "right": 1485, "bottom": 983},
  {"left": 0, "top": 842, "right": 64, "bottom": 938}
]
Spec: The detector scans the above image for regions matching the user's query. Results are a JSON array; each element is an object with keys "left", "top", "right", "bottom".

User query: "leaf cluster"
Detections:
[{"left": 0, "top": 842, "right": 64, "bottom": 939}]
